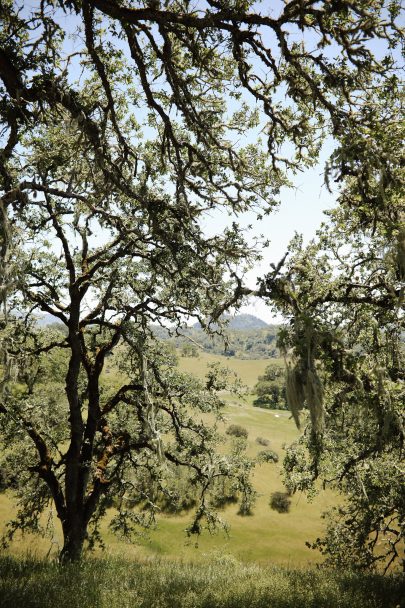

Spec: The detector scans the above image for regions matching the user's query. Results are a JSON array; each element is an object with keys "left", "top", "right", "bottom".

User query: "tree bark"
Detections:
[{"left": 60, "top": 514, "right": 87, "bottom": 563}]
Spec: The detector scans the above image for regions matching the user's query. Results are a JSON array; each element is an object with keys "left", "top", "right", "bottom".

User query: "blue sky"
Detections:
[
  {"left": 228, "top": 142, "right": 336, "bottom": 323},
  {"left": 200, "top": 127, "right": 338, "bottom": 323}
]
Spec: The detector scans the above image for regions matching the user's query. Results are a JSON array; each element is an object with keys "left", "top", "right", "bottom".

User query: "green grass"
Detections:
[
  {"left": 0, "top": 554, "right": 403, "bottom": 608},
  {"left": 177, "top": 351, "right": 283, "bottom": 388}
]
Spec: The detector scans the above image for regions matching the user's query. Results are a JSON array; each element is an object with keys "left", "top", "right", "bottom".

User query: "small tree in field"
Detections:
[
  {"left": 0, "top": 1, "right": 402, "bottom": 562},
  {"left": 253, "top": 365, "right": 286, "bottom": 409},
  {"left": 270, "top": 491, "right": 290, "bottom": 513}
]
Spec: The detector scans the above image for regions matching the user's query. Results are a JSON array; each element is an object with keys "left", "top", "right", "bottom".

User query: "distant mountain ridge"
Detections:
[
  {"left": 35, "top": 312, "right": 268, "bottom": 331},
  {"left": 193, "top": 314, "right": 269, "bottom": 331},
  {"left": 34, "top": 312, "right": 278, "bottom": 359}
]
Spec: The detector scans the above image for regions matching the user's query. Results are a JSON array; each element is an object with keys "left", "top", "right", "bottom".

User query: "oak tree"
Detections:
[
  {"left": 0, "top": 0, "right": 402, "bottom": 561},
  {"left": 260, "top": 80, "right": 404, "bottom": 571}
]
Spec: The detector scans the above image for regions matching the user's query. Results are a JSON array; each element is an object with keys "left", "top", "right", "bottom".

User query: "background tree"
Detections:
[
  {"left": 0, "top": 0, "right": 402, "bottom": 562},
  {"left": 253, "top": 364, "right": 286, "bottom": 409},
  {"left": 0, "top": 88, "right": 257, "bottom": 561},
  {"left": 259, "top": 80, "right": 404, "bottom": 571}
]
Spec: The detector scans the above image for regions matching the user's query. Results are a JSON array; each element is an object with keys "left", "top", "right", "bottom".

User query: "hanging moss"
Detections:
[
  {"left": 284, "top": 314, "right": 325, "bottom": 432},
  {"left": 285, "top": 365, "right": 305, "bottom": 428},
  {"left": 304, "top": 368, "right": 324, "bottom": 434}
]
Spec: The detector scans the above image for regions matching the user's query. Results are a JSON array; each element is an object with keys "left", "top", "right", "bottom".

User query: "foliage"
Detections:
[
  {"left": 226, "top": 424, "right": 248, "bottom": 439},
  {"left": 259, "top": 80, "right": 405, "bottom": 571},
  {"left": 0, "top": 399, "right": 328, "bottom": 566},
  {"left": 118, "top": 462, "right": 198, "bottom": 514},
  {"left": 154, "top": 324, "right": 280, "bottom": 360},
  {"left": 0, "top": 467, "right": 16, "bottom": 492},
  {"left": 255, "top": 436, "right": 270, "bottom": 447},
  {"left": 0, "top": 0, "right": 402, "bottom": 563},
  {"left": 208, "top": 477, "right": 239, "bottom": 509},
  {"left": 258, "top": 450, "right": 279, "bottom": 464},
  {"left": 0, "top": 328, "right": 255, "bottom": 556},
  {"left": 253, "top": 364, "right": 287, "bottom": 409},
  {"left": 269, "top": 491, "right": 291, "bottom": 514},
  {"left": 179, "top": 342, "right": 200, "bottom": 358}
]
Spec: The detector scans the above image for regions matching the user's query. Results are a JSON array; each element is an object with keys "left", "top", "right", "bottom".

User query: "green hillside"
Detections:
[
  {"left": 0, "top": 353, "right": 338, "bottom": 566},
  {"left": 153, "top": 317, "right": 280, "bottom": 360}
]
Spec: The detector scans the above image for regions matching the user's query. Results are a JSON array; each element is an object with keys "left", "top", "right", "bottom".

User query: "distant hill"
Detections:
[
  {"left": 193, "top": 314, "right": 269, "bottom": 331},
  {"left": 36, "top": 312, "right": 267, "bottom": 330},
  {"left": 221, "top": 314, "right": 269, "bottom": 330},
  {"left": 34, "top": 312, "right": 278, "bottom": 359},
  {"left": 154, "top": 315, "right": 280, "bottom": 360}
]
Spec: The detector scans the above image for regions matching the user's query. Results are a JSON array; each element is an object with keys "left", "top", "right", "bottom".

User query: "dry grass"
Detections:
[{"left": 1, "top": 554, "right": 403, "bottom": 608}]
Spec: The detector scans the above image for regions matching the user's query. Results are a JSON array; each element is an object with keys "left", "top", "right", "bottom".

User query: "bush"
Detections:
[
  {"left": 256, "top": 436, "right": 270, "bottom": 446},
  {"left": 210, "top": 478, "right": 238, "bottom": 508},
  {"left": 270, "top": 491, "right": 291, "bottom": 513},
  {"left": 0, "top": 467, "right": 17, "bottom": 492},
  {"left": 252, "top": 392, "right": 288, "bottom": 410},
  {"left": 258, "top": 449, "right": 279, "bottom": 463},
  {"left": 226, "top": 424, "right": 248, "bottom": 439},
  {"left": 237, "top": 501, "right": 253, "bottom": 516}
]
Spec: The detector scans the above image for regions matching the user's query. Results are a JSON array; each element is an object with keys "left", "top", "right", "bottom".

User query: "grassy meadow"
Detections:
[
  {"left": 177, "top": 351, "right": 277, "bottom": 386},
  {"left": 1, "top": 554, "right": 404, "bottom": 608},
  {"left": 1, "top": 352, "right": 404, "bottom": 607}
]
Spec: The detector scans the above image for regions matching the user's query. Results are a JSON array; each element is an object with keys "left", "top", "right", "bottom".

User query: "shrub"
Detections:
[
  {"left": 270, "top": 491, "right": 291, "bottom": 513},
  {"left": 256, "top": 436, "right": 270, "bottom": 446},
  {"left": 0, "top": 467, "right": 17, "bottom": 492},
  {"left": 237, "top": 501, "right": 253, "bottom": 516},
  {"left": 258, "top": 449, "right": 279, "bottom": 463},
  {"left": 210, "top": 478, "right": 238, "bottom": 508},
  {"left": 226, "top": 424, "right": 248, "bottom": 439}
]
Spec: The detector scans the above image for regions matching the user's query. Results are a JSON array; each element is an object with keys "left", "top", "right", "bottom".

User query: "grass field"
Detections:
[
  {"left": 0, "top": 353, "right": 339, "bottom": 566},
  {"left": 1, "top": 353, "right": 404, "bottom": 607},
  {"left": 1, "top": 555, "right": 404, "bottom": 608},
  {"left": 177, "top": 351, "right": 283, "bottom": 388}
]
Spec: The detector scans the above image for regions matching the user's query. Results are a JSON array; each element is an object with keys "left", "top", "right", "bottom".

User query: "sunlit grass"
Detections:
[
  {"left": 0, "top": 554, "right": 403, "bottom": 608},
  {"left": 177, "top": 351, "right": 283, "bottom": 389}
]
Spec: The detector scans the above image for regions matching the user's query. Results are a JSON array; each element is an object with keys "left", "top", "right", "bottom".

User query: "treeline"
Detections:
[{"left": 153, "top": 326, "right": 280, "bottom": 360}]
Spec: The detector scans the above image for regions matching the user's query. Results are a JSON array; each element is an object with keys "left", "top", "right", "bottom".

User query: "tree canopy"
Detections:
[
  {"left": 259, "top": 80, "right": 404, "bottom": 571},
  {"left": 0, "top": 0, "right": 403, "bottom": 563}
]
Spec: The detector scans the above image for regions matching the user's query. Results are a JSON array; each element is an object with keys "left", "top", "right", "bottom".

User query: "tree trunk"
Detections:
[{"left": 60, "top": 516, "right": 87, "bottom": 563}]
